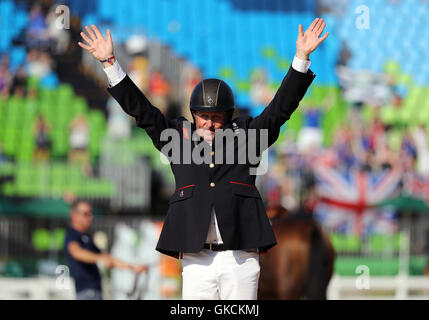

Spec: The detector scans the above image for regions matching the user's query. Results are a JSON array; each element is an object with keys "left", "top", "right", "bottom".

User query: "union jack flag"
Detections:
[
  {"left": 402, "top": 172, "right": 429, "bottom": 202},
  {"left": 313, "top": 166, "right": 402, "bottom": 235}
]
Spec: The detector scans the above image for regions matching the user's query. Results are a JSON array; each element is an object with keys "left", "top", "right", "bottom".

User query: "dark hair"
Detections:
[{"left": 70, "top": 199, "right": 90, "bottom": 212}]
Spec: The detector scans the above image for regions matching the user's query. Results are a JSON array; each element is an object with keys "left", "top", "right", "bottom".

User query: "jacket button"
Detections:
[
  {"left": 209, "top": 163, "right": 214, "bottom": 168},
  {"left": 210, "top": 182, "right": 215, "bottom": 187},
  {"left": 211, "top": 151, "right": 215, "bottom": 156}
]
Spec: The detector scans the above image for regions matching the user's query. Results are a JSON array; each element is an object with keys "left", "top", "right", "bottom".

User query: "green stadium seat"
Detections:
[
  {"left": 57, "top": 84, "right": 74, "bottom": 101},
  {"left": 7, "top": 96, "right": 25, "bottom": 111},
  {"left": 51, "top": 228, "right": 66, "bottom": 250},
  {"left": 51, "top": 130, "right": 69, "bottom": 156},
  {"left": 383, "top": 60, "right": 401, "bottom": 76},
  {"left": 32, "top": 229, "right": 52, "bottom": 251},
  {"left": 39, "top": 88, "right": 57, "bottom": 104},
  {"left": 72, "top": 97, "right": 88, "bottom": 115},
  {"left": 16, "top": 146, "right": 34, "bottom": 162},
  {"left": 50, "top": 164, "right": 67, "bottom": 197},
  {"left": 27, "top": 76, "right": 40, "bottom": 90},
  {"left": 329, "top": 233, "right": 361, "bottom": 253},
  {"left": 23, "top": 98, "right": 38, "bottom": 118},
  {"left": 285, "top": 110, "right": 303, "bottom": 135},
  {"left": 367, "top": 233, "right": 402, "bottom": 254},
  {"left": 400, "top": 107, "right": 414, "bottom": 124},
  {"left": 380, "top": 106, "right": 397, "bottom": 125},
  {"left": 0, "top": 162, "right": 15, "bottom": 176},
  {"left": 98, "top": 180, "right": 115, "bottom": 197},
  {"left": 2, "top": 182, "right": 15, "bottom": 196},
  {"left": 387, "top": 129, "right": 403, "bottom": 152},
  {"left": 3, "top": 129, "right": 19, "bottom": 155}
]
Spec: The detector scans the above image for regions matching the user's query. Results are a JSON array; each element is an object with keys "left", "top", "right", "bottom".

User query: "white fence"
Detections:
[
  {"left": 0, "top": 277, "right": 76, "bottom": 300},
  {"left": 3, "top": 275, "right": 429, "bottom": 300}
]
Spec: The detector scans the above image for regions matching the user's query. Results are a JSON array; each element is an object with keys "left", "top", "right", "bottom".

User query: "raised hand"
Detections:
[
  {"left": 296, "top": 18, "right": 329, "bottom": 60},
  {"left": 78, "top": 25, "right": 114, "bottom": 61}
]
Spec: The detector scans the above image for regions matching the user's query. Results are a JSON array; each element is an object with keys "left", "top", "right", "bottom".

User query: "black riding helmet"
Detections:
[{"left": 189, "top": 79, "right": 235, "bottom": 124}]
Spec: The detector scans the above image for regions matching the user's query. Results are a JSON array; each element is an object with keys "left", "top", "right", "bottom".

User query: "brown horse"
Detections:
[{"left": 258, "top": 204, "right": 336, "bottom": 299}]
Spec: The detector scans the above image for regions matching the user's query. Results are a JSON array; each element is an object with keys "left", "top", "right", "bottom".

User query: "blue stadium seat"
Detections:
[
  {"left": 66, "top": 0, "right": 343, "bottom": 109},
  {"left": 10, "top": 47, "right": 26, "bottom": 72}
]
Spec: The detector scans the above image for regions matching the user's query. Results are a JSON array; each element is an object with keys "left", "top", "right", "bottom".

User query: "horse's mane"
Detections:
[{"left": 268, "top": 204, "right": 317, "bottom": 229}]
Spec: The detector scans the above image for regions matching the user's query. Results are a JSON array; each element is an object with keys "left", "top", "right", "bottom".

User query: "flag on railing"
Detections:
[
  {"left": 402, "top": 172, "right": 429, "bottom": 203},
  {"left": 313, "top": 166, "right": 401, "bottom": 235}
]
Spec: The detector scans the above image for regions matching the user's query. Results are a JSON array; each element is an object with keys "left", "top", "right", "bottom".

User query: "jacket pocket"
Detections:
[
  {"left": 230, "top": 181, "right": 261, "bottom": 198},
  {"left": 169, "top": 185, "right": 195, "bottom": 204}
]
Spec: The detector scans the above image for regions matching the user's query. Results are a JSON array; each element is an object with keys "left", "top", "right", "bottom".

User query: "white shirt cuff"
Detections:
[
  {"left": 292, "top": 56, "right": 311, "bottom": 74},
  {"left": 103, "top": 60, "right": 126, "bottom": 87}
]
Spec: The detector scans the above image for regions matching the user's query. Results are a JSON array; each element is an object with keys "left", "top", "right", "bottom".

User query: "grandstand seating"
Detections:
[
  {"left": 61, "top": 0, "right": 429, "bottom": 138},
  {"left": 1, "top": 0, "right": 428, "bottom": 198},
  {"left": 0, "top": 75, "right": 116, "bottom": 198},
  {"left": 329, "top": 232, "right": 404, "bottom": 255},
  {"left": 1, "top": 162, "right": 115, "bottom": 199},
  {"left": 62, "top": 0, "right": 338, "bottom": 109}
]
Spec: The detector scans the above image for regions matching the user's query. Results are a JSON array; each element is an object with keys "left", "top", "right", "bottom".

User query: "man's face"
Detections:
[
  {"left": 71, "top": 202, "right": 93, "bottom": 231},
  {"left": 193, "top": 111, "right": 227, "bottom": 142}
]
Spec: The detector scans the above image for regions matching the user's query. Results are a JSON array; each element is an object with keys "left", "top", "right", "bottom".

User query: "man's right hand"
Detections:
[
  {"left": 131, "top": 264, "right": 149, "bottom": 274},
  {"left": 78, "top": 25, "right": 114, "bottom": 64},
  {"left": 98, "top": 253, "right": 114, "bottom": 269}
]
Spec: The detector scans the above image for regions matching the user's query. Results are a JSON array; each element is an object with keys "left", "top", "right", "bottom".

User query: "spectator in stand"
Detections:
[
  {"left": 26, "top": 2, "right": 50, "bottom": 49},
  {"left": 180, "top": 64, "right": 201, "bottom": 119},
  {"left": 0, "top": 56, "right": 12, "bottom": 98},
  {"left": 9, "top": 65, "right": 27, "bottom": 97},
  {"left": 368, "top": 111, "right": 387, "bottom": 151},
  {"left": 68, "top": 114, "right": 91, "bottom": 172},
  {"left": 128, "top": 56, "right": 149, "bottom": 93},
  {"left": 148, "top": 70, "right": 170, "bottom": 115},
  {"left": 297, "top": 105, "right": 323, "bottom": 155},
  {"left": 106, "top": 96, "right": 131, "bottom": 141},
  {"left": 33, "top": 114, "right": 52, "bottom": 162},
  {"left": 250, "top": 69, "right": 275, "bottom": 106},
  {"left": 332, "top": 125, "right": 358, "bottom": 171},
  {"left": 0, "top": 142, "right": 6, "bottom": 166},
  {"left": 400, "top": 132, "right": 418, "bottom": 174},
  {"left": 106, "top": 57, "right": 150, "bottom": 140},
  {"left": 26, "top": 49, "right": 52, "bottom": 79},
  {"left": 410, "top": 124, "right": 429, "bottom": 177}
]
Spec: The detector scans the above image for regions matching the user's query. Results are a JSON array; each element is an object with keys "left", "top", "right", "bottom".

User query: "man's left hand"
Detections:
[{"left": 296, "top": 18, "right": 329, "bottom": 61}]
